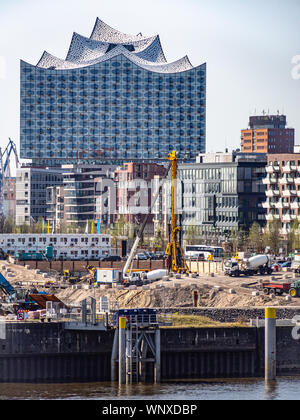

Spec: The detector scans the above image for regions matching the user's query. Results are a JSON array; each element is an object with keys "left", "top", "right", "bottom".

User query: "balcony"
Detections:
[
  {"left": 266, "top": 214, "right": 279, "bottom": 221},
  {"left": 262, "top": 200, "right": 275, "bottom": 209},
  {"left": 266, "top": 189, "right": 280, "bottom": 198},
  {"left": 282, "top": 214, "right": 292, "bottom": 223},
  {"left": 266, "top": 165, "right": 280, "bottom": 174},
  {"left": 263, "top": 176, "right": 277, "bottom": 185},
  {"left": 295, "top": 178, "right": 300, "bottom": 185},
  {"left": 282, "top": 164, "right": 297, "bottom": 174},
  {"left": 291, "top": 201, "right": 300, "bottom": 210},
  {"left": 279, "top": 176, "right": 294, "bottom": 185},
  {"left": 282, "top": 190, "right": 296, "bottom": 198},
  {"left": 280, "top": 228, "right": 290, "bottom": 236},
  {"left": 275, "top": 200, "right": 283, "bottom": 209}
]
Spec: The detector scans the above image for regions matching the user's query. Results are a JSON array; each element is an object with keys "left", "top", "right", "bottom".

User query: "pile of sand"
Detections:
[{"left": 0, "top": 262, "right": 295, "bottom": 310}]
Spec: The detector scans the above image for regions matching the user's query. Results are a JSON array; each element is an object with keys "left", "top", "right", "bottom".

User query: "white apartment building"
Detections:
[{"left": 0, "top": 234, "right": 111, "bottom": 260}]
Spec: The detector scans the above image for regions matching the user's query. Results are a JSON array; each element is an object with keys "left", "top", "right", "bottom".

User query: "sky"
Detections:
[{"left": 0, "top": 0, "right": 299, "bottom": 164}]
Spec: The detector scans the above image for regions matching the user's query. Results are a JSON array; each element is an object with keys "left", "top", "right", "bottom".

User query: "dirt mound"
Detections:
[{"left": 56, "top": 284, "right": 286, "bottom": 310}]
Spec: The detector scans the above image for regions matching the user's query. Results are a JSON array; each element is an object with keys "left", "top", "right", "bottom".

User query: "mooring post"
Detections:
[
  {"left": 119, "top": 317, "right": 126, "bottom": 385},
  {"left": 154, "top": 328, "right": 161, "bottom": 383},
  {"left": 91, "top": 298, "right": 96, "bottom": 325},
  {"left": 111, "top": 329, "right": 119, "bottom": 382},
  {"left": 81, "top": 299, "right": 87, "bottom": 324},
  {"left": 265, "top": 307, "right": 276, "bottom": 381}
]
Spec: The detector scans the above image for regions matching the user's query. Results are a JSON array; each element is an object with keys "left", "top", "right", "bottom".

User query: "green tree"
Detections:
[
  {"left": 248, "top": 222, "right": 263, "bottom": 254},
  {"left": 287, "top": 220, "right": 300, "bottom": 254},
  {"left": 153, "top": 226, "right": 165, "bottom": 251},
  {"left": 230, "top": 228, "right": 249, "bottom": 253},
  {"left": 15, "top": 223, "right": 31, "bottom": 234},
  {"left": 3, "top": 216, "right": 15, "bottom": 233},
  {"left": 263, "top": 219, "right": 281, "bottom": 255},
  {"left": 32, "top": 217, "right": 44, "bottom": 234},
  {"left": 184, "top": 224, "right": 201, "bottom": 245}
]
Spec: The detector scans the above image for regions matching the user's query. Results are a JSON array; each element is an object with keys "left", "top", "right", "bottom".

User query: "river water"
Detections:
[{"left": 0, "top": 378, "right": 300, "bottom": 400}]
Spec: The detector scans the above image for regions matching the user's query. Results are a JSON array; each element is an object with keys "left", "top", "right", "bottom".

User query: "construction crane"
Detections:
[
  {"left": 122, "top": 150, "right": 189, "bottom": 283},
  {"left": 122, "top": 160, "right": 171, "bottom": 282},
  {"left": 0, "top": 139, "right": 20, "bottom": 216},
  {"left": 0, "top": 138, "right": 20, "bottom": 182},
  {"left": 165, "top": 151, "right": 189, "bottom": 274}
]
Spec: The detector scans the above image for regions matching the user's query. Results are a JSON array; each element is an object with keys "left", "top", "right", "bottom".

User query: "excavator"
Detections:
[
  {"left": 122, "top": 150, "right": 189, "bottom": 285},
  {"left": 0, "top": 272, "right": 62, "bottom": 313}
]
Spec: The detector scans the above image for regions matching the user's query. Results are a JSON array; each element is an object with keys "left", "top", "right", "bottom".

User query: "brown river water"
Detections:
[{"left": 0, "top": 378, "right": 300, "bottom": 400}]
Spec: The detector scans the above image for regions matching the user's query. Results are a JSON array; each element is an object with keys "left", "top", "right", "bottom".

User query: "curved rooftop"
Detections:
[{"left": 35, "top": 18, "right": 195, "bottom": 73}]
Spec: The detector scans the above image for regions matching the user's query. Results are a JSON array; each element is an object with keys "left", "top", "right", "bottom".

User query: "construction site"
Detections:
[
  {"left": 1, "top": 150, "right": 300, "bottom": 319},
  {"left": 0, "top": 258, "right": 300, "bottom": 317}
]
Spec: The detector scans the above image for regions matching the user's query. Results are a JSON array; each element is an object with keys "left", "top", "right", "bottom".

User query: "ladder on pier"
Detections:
[
  {"left": 111, "top": 311, "right": 162, "bottom": 385},
  {"left": 127, "top": 321, "right": 139, "bottom": 384}
]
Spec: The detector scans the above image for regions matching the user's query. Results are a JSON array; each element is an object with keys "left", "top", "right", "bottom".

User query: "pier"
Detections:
[{"left": 1, "top": 312, "right": 300, "bottom": 383}]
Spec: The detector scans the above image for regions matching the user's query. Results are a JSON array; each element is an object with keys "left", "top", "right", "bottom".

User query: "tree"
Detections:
[
  {"left": 153, "top": 226, "right": 165, "bottom": 251},
  {"left": 230, "top": 228, "right": 249, "bottom": 253},
  {"left": 3, "top": 216, "right": 15, "bottom": 233},
  {"left": 184, "top": 224, "right": 201, "bottom": 245},
  {"left": 32, "top": 217, "right": 44, "bottom": 234},
  {"left": 287, "top": 220, "right": 300, "bottom": 254},
  {"left": 248, "top": 222, "right": 263, "bottom": 254},
  {"left": 262, "top": 219, "right": 281, "bottom": 255},
  {"left": 0, "top": 215, "right": 5, "bottom": 233}
]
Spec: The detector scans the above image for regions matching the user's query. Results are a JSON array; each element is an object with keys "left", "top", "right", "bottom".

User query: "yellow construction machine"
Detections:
[
  {"left": 86, "top": 265, "right": 97, "bottom": 284},
  {"left": 122, "top": 150, "right": 189, "bottom": 283},
  {"left": 165, "top": 151, "right": 189, "bottom": 275}
]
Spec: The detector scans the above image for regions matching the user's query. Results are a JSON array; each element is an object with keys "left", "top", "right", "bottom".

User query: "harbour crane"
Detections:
[
  {"left": 0, "top": 138, "right": 20, "bottom": 183},
  {"left": 0, "top": 139, "right": 20, "bottom": 216}
]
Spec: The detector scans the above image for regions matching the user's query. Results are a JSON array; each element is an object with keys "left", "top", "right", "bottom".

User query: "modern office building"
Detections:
[
  {"left": 263, "top": 154, "right": 300, "bottom": 237},
  {"left": 20, "top": 18, "right": 206, "bottom": 167},
  {"left": 241, "top": 115, "right": 295, "bottom": 154},
  {"left": 154, "top": 152, "right": 267, "bottom": 242},
  {"left": 16, "top": 166, "right": 63, "bottom": 225}
]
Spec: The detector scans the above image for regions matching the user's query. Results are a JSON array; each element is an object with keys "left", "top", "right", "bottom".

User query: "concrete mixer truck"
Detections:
[{"left": 225, "top": 255, "right": 273, "bottom": 277}]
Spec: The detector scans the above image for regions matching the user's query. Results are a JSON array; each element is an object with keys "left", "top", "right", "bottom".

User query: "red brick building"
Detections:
[
  {"left": 242, "top": 115, "right": 294, "bottom": 154},
  {"left": 114, "top": 162, "right": 166, "bottom": 233}
]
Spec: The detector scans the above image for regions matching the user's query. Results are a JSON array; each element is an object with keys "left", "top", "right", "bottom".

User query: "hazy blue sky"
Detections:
[{"left": 0, "top": 0, "right": 299, "bottom": 159}]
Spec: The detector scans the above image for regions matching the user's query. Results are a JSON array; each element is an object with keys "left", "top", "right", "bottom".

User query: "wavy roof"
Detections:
[{"left": 35, "top": 18, "right": 195, "bottom": 73}]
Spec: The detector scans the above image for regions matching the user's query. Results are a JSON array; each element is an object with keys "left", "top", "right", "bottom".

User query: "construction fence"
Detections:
[
  {"left": 14, "top": 259, "right": 166, "bottom": 274},
  {"left": 187, "top": 260, "right": 225, "bottom": 275}
]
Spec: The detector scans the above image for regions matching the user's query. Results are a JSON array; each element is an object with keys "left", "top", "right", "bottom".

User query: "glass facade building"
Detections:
[
  {"left": 178, "top": 153, "right": 267, "bottom": 240},
  {"left": 20, "top": 18, "right": 206, "bottom": 167}
]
